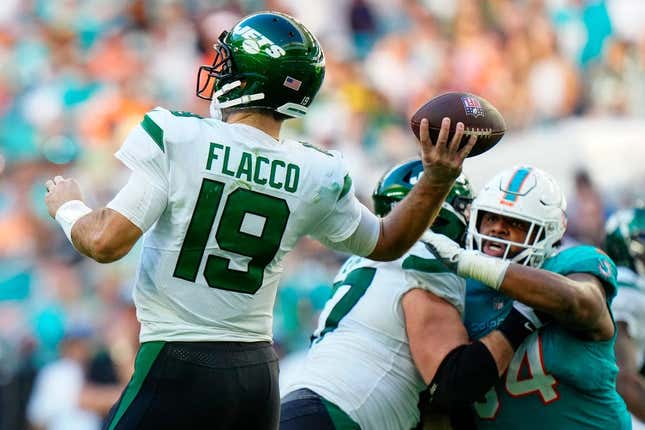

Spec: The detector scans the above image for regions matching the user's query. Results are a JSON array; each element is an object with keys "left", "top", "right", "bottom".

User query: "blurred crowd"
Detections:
[{"left": 1, "top": 0, "right": 644, "bottom": 429}]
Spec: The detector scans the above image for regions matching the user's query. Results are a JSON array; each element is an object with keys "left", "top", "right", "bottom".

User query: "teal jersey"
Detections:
[{"left": 464, "top": 246, "right": 632, "bottom": 430}]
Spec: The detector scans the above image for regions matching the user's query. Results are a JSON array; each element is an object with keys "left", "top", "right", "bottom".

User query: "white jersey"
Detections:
[
  {"left": 114, "top": 107, "right": 363, "bottom": 343},
  {"left": 612, "top": 266, "right": 645, "bottom": 369},
  {"left": 283, "top": 242, "right": 466, "bottom": 430}
]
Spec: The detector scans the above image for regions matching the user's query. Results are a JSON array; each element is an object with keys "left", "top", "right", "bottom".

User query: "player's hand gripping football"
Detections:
[
  {"left": 416, "top": 117, "right": 477, "bottom": 186},
  {"left": 45, "top": 175, "right": 84, "bottom": 218}
]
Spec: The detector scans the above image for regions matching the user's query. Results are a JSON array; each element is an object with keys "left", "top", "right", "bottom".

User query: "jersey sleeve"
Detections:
[
  {"left": 401, "top": 244, "right": 467, "bottom": 315},
  {"left": 542, "top": 246, "right": 619, "bottom": 301},
  {"left": 106, "top": 170, "right": 168, "bottom": 232},
  {"left": 308, "top": 151, "right": 363, "bottom": 244},
  {"left": 114, "top": 107, "right": 171, "bottom": 194},
  {"left": 612, "top": 286, "right": 645, "bottom": 340}
]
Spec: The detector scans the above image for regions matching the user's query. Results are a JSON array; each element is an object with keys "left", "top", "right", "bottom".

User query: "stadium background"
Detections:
[{"left": 0, "top": 0, "right": 644, "bottom": 428}]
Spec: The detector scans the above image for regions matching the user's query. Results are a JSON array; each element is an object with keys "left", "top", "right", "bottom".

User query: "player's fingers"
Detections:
[
  {"left": 419, "top": 118, "right": 430, "bottom": 146},
  {"left": 457, "top": 134, "right": 478, "bottom": 160},
  {"left": 448, "top": 122, "right": 465, "bottom": 153},
  {"left": 53, "top": 175, "right": 65, "bottom": 184},
  {"left": 45, "top": 179, "right": 55, "bottom": 191},
  {"left": 435, "top": 117, "right": 451, "bottom": 150}
]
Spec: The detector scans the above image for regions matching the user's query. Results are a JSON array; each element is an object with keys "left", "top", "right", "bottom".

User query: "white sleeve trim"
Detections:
[{"left": 106, "top": 171, "right": 167, "bottom": 232}]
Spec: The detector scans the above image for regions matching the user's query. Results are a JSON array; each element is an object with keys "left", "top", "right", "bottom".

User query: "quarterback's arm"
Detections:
[
  {"left": 70, "top": 209, "right": 142, "bottom": 263},
  {"left": 367, "top": 119, "right": 477, "bottom": 261},
  {"left": 47, "top": 171, "right": 166, "bottom": 263},
  {"left": 614, "top": 321, "right": 645, "bottom": 420},
  {"left": 368, "top": 172, "right": 458, "bottom": 261},
  {"left": 403, "top": 289, "right": 515, "bottom": 411}
]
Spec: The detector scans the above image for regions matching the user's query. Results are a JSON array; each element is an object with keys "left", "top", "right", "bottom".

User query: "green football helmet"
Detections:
[
  {"left": 605, "top": 207, "right": 645, "bottom": 275},
  {"left": 372, "top": 159, "right": 475, "bottom": 243},
  {"left": 196, "top": 11, "right": 325, "bottom": 119}
]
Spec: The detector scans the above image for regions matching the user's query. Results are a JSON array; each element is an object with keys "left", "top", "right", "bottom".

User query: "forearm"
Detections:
[
  {"left": 369, "top": 173, "right": 455, "bottom": 261},
  {"left": 427, "top": 308, "right": 534, "bottom": 412},
  {"left": 427, "top": 340, "right": 500, "bottom": 412},
  {"left": 499, "top": 265, "right": 603, "bottom": 330},
  {"left": 71, "top": 208, "right": 137, "bottom": 263},
  {"left": 453, "top": 248, "right": 604, "bottom": 331}
]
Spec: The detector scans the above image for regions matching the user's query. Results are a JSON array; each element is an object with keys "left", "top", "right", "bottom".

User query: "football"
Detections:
[{"left": 410, "top": 92, "right": 506, "bottom": 157}]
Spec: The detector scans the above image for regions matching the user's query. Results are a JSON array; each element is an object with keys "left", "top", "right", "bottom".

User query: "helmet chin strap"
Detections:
[
  {"left": 209, "top": 99, "right": 223, "bottom": 120},
  {"left": 209, "top": 80, "right": 265, "bottom": 119}
]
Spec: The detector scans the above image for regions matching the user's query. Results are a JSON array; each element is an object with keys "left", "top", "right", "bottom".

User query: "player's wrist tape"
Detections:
[
  {"left": 457, "top": 250, "right": 510, "bottom": 290},
  {"left": 55, "top": 200, "right": 92, "bottom": 244},
  {"left": 497, "top": 307, "right": 537, "bottom": 350}
]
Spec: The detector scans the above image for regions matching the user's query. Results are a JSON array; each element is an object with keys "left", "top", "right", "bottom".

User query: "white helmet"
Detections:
[{"left": 466, "top": 165, "right": 567, "bottom": 267}]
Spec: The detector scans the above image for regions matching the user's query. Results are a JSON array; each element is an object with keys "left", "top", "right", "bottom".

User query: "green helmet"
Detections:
[
  {"left": 604, "top": 207, "right": 645, "bottom": 275},
  {"left": 372, "top": 160, "right": 475, "bottom": 243},
  {"left": 196, "top": 11, "right": 325, "bottom": 119}
]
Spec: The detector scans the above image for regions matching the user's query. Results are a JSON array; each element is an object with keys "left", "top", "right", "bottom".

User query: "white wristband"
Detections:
[
  {"left": 55, "top": 200, "right": 92, "bottom": 244},
  {"left": 457, "top": 250, "right": 511, "bottom": 290}
]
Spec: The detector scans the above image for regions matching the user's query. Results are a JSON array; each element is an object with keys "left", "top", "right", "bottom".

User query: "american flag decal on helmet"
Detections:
[
  {"left": 462, "top": 96, "right": 485, "bottom": 118},
  {"left": 283, "top": 76, "right": 302, "bottom": 91}
]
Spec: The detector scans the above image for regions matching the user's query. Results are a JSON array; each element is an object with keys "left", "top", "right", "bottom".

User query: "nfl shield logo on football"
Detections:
[{"left": 461, "top": 96, "right": 485, "bottom": 118}]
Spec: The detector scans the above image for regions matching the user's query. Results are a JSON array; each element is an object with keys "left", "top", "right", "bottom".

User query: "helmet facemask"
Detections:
[
  {"left": 466, "top": 166, "right": 567, "bottom": 268},
  {"left": 197, "top": 31, "right": 267, "bottom": 119},
  {"left": 468, "top": 209, "right": 560, "bottom": 267},
  {"left": 432, "top": 195, "right": 473, "bottom": 244},
  {"left": 196, "top": 31, "right": 235, "bottom": 101}
]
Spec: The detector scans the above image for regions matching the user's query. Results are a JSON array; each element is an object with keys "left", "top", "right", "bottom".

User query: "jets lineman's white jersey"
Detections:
[
  {"left": 612, "top": 267, "right": 645, "bottom": 370},
  {"left": 283, "top": 241, "right": 466, "bottom": 430},
  {"left": 112, "top": 107, "right": 363, "bottom": 343}
]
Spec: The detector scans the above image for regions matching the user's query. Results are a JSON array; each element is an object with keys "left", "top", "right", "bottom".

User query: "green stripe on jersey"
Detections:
[
  {"left": 338, "top": 174, "right": 352, "bottom": 201},
  {"left": 402, "top": 255, "right": 451, "bottom": 273},
  {"left": 141, "top": 114, "right": 164, "bottom": 152},
  {"left": 321, "top": 398, "right": 361, "bottom": 429},
  {"left": 317, "top": 267, "right": 376, "bottom": 341},
  {"left": 108, "top": 341, "right": 165, "bottom": 430},
  {"left": 170, "top": 110, "right": 203, "bottom": 118},
  {"left": 299, "top": 141, "right": 332, "bottom": 156}
]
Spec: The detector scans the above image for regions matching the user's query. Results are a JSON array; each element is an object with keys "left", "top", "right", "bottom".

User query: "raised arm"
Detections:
[{"left": 367, "top": 119, "right": 477, "bottom": 261}]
